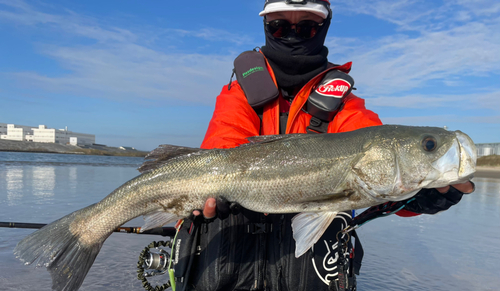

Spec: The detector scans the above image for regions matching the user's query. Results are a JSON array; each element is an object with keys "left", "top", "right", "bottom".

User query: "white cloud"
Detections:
[
  {"left": 381, "top": 114, "right": 459, "bottom": 126},
  {"left": 0, "top": 0, "right": 244, "bottom": 105},
  {"left": 2, "top": 0, "right": 499, "bottom": 112},
  {"left": 331, "top": 0, "right": 437, "bottom": 30},
  {"left": 367, "top": 94, "right": 464, "bottom": 109},
  {"left": 381, "top": 114, "right": 500, "bottom": 126},
  {"left": 366, "top": 90, "right": 500, "bottom": 111},
  {"left": 475, "top": 91, "right": 500, "bottom": 111},
  {"left": 450, "top": 0, "right": 500, "bottom": 17},
  {"left": 332, "top": 0, "right": 500, "bottom": 30},
  {"left": 10, "top": 45, "right": 234, "bottom": 104},
  {"left": 328, "top": 21, "right": 500, "bottom": 94},
  {"left": 326, "top": 0, "right": 500, "bottom": 112},
  {"left": 172, "top": 28, "right": 254, "bottom": 46}
]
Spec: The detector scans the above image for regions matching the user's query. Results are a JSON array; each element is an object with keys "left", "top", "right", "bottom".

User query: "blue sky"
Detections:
[{"left": 1, "top": 0, "right": 499, "bottom": 151}]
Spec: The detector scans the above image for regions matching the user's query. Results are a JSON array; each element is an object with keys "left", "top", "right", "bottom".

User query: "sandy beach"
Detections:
[{"left": 475, "top": 166, "right": 500, "bottom": 179}]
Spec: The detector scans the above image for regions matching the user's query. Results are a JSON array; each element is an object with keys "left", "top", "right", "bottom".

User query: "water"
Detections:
[
  {"left": 1, "top": 152, "right": 499, "bottom": 290},
  {"left": 0, "top": 152, "right": 156, "bottom": 291},
  {"left": 356, "top": 176, "right": 500, "bottom": 291}
]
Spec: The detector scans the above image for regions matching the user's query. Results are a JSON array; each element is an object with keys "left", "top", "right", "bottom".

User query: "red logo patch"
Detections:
[{"left": 315, "top": 78, "right": 351, "bottom": 98}]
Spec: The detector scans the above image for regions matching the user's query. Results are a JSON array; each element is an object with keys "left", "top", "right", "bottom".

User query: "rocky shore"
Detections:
[{"left": 0, "top": 139, "right": 148, "bottom": 157}]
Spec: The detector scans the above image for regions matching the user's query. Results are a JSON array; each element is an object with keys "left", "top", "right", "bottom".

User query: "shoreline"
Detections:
[
  {"left": 0, "top": 139, "right": 148, "bottom": 157},
  {"left": 475, "top": 166, "right": 500, "bottom": 179}
]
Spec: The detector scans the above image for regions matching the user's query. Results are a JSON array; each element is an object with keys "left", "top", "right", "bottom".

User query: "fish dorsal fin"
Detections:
[
  {"left": 291, "top": 211, "right": 338, "bottom": 258},
  {"left": 141, "top": 211, "right": 182, "bottom": 231},
  {"left": 138, "top": 144, "right": 205, "bottom": 173},
  {"left": 245, "top": 134, "right": 305, "bottom": 145}
]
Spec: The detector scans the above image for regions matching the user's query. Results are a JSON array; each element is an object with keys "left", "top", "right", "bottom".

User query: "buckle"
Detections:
[
  {"left": 306, "top": 116, "right": 329, "bottom": 134},
  {"left": 247, "top": 223, "right": 273, "bottom": 234},
  {"left": 309, "top": 116, "right": 322, "bottom": 127}
]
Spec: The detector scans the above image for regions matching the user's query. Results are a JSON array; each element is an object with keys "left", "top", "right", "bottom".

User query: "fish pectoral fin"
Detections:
[
  {"left": 141, "top": 211, "right": 182, "bottom": 231},
  {"left": 291, "top": 211, "right": 338, "bottom": 258}
]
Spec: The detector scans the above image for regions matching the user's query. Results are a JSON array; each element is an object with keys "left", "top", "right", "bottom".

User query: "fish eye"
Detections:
[{"left": 422, "top": 136, "right": 437, "bottom": 152}]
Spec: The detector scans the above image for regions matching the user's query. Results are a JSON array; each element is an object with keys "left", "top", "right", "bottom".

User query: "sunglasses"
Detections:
[{"left": 265, "top": 19, "right": 324, "bottom": 39}]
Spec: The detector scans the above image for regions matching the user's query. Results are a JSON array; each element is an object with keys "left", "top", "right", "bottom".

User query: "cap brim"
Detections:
[{"left": 259, "top": 2, "right": 329, "bottom": 19}]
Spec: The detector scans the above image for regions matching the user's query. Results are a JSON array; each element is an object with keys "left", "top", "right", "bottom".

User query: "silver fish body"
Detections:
[{"left": 14, "top": 125, "right": 476, "bottom": 291}]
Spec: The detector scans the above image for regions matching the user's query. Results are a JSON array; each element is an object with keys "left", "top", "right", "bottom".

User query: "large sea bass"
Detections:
[{"left": 15, "top": 125, "right": 476, "bottom": 291}]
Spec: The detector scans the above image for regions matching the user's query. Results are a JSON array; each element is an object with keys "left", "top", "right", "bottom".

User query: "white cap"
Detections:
[{"left": 259, "top": 0, "right": 330, "bottom": 19}]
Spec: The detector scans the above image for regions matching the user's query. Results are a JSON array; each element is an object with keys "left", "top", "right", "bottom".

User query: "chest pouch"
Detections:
[
  {"left": 306, "top": 69, "right": 354, "bottom": 122},
  {"left": 233, "top": 50, "right": 279, "bottom": 108}
]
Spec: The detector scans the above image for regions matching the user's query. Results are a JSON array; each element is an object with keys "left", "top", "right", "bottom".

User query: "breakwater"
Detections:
[{"left": 0, "top": 139, "right": 147, "bottom": 157}]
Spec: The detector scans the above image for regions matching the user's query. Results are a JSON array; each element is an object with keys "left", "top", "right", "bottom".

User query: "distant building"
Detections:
[
  {"left": 0, "top": 123, "right": 7, "bottom": 136},
  {"left": 476, "top": 143, "right": 500, "bottom": 157},
  {"left": 1, "top": 123, "right": 95, "bottom": 146},
  {"left": 69, "top": 137, "right": 81, "bottom": 145},
  {"left": 1, "top": 124, "right": 34, "bottom": 141}
]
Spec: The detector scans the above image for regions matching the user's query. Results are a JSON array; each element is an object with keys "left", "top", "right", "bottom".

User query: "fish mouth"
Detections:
[
  {"left": 425, "top": 131, "right": 476, "bottom": 188},
  {"left": 456, "top": 131, "right": 477, "bottom": 179}
]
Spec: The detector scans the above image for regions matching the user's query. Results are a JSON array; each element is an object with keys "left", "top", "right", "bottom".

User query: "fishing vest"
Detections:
[{"left": 232, "top": 49, "right": 355, "bottom": 134}]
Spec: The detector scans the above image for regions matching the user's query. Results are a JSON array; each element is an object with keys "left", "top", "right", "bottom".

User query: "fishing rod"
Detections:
[
  {"left": 2, "top": 221, "right": 178, "bottom": 290},
  {"left": 0, "top": 221, "right": 176, "bottom": 237}
]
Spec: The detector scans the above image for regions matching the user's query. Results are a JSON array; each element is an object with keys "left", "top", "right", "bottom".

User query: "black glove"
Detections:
[
  {"left": 188, "top": 197, "right": 242, "bottom": 223},
  {"left": 216, "top": 197, "right": 241, "bottom": 220},
  {"left": 403, "top": 182, "right": 474, "bottom": 214}
]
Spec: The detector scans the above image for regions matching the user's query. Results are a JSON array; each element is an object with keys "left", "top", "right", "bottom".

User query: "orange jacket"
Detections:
[{"left": 201, "top": 59, "right": 382, "bottom": 149}]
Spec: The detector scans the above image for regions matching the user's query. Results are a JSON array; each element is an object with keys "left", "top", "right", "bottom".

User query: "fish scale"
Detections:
[{"left": 14, "top": 125, "right": 476, "bottom": 291}]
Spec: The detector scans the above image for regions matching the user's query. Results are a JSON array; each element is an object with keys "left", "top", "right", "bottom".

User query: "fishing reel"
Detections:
[
  {"left": 137, "top": 241, "right": 173, "bottom": 291},
  {"left": 144, "top": 248, "right": 170, "bottom": 275}
]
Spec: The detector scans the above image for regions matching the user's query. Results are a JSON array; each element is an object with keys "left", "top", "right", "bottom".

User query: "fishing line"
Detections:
[{"left": 342, "top": 198, "right": 416, "bottom": 234}]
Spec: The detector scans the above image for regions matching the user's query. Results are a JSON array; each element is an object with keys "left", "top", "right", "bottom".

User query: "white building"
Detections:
[
  {"left": 476, "top": 143, "right": 500, "bottom": 157},
  {"left": 1, "top": 123, "right": 95, "bottom": 145},
  {"left": 1, "top": 124, "right": 34, "bottom": 141},
  {"left": 32, "top": 125, "right": 95, "bottom": 145}
]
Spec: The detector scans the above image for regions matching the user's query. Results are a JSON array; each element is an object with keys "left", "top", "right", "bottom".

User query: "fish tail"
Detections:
[{"left": 14, "top": 205, "right": 108, "bottom": 291}]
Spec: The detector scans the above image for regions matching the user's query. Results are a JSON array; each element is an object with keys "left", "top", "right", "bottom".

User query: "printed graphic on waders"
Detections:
[{"left": 311, "top": 213, "right": 351, "bottom": 285}]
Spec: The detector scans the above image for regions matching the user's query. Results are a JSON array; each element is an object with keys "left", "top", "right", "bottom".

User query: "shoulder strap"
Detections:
[
  {"left": 232, "top": 51, "right": 354, "bottom": 135},
  {"left": 306, "top": 69, "right": 354, "bottom": 134},
  {"left": 233, "top": 50, "right": 279, "bottom": 108}
]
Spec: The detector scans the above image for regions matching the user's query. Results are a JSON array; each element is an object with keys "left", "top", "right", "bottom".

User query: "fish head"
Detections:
[
  {"left": 421, "top": 129, "right": 476, "bottom": 188},
  {"left": 353, "top": 126, "right": 476, "bottom": 202}
]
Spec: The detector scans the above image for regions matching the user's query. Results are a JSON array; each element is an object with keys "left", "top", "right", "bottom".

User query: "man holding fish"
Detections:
[
  {"left": 14, "top": 1, "right": 475, "bottom": 291},
  {"left": 184, "top": 0, "right": 475, "bottom": 290}
]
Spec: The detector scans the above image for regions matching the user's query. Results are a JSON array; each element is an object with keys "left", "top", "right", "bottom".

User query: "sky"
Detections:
[{"left": 0, "top": 0, "right": 499, "bottom": 151}]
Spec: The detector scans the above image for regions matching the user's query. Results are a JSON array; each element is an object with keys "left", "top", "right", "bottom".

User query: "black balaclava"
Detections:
[{"left": 260, "top": 9, "right": 331, "bottom": 94}]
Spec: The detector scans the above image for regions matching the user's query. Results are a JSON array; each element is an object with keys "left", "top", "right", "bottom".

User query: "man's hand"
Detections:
[
  {"left": 192, "top": 198, "right": 217, "bottom": 219},
  {"left": 403, "top": 180, "right": 475, "bottom": 215},
  {"left": 435, "top": 181, "right": 474, "bottom": 194},
  {"left": 192, "top": 197, "right": 242, "bottom": 221}
]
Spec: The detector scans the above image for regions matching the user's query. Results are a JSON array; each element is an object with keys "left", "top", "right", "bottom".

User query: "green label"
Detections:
[{"left": 242, "top": 66, "right": 264, "bottom": 78}]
